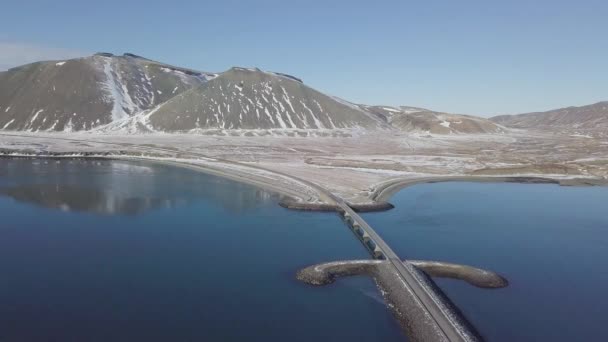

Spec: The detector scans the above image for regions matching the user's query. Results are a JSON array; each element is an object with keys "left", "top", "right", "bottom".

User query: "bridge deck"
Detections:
[{"left": 336, "top": 199, "right": 472, "bottom": 342}]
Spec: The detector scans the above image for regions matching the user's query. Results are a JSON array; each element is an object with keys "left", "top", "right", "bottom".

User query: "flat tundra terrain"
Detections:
[{"left": 1, "top": 130, "right": 606, "bottom": 204}]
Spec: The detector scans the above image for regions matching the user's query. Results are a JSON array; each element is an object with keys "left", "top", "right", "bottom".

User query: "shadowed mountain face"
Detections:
[
  {"left": 0, "top": 54, "right": 212, "bottom": 132},
  {"left": 491, "top": 101, "right": 608, "bottom": 130}
]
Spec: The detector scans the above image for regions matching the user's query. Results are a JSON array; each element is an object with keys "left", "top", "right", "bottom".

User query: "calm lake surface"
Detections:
[
  {"left": 0, "top": 158, "right": 404, "bottom": 342},
  {"left": 363, "top": 182, "right": 608, "bottom": 341}
]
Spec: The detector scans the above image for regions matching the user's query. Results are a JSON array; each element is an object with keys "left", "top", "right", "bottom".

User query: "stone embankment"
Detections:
[{"left": 297, "top": 259, "right": 508, "bottom": 289}]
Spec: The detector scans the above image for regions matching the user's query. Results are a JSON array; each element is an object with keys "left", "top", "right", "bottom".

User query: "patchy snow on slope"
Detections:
[
  {"left": 173, "top": 72, "right": 388, "bottom": 131},
  {"left": 101, "top": 58, "right": 138, "bottom": 122},
  {"left": 64, "top": 118, "right": 74, "bottom": 132},
  {"left": 55, "top": 62, "right": 66, "bottom": 66},
  {"left": 330, "top": 97, "right": 389, "bottom": 127},
  {"left": 160, "top": 66, "right": 215, "bottom": 84},
  {"left": 2, "top": 119, "right": 15, "bottom": 129},
  {"left": 28, "top": 109, "right": 44, "bottom": 130},
  {"left": 93, "top": 104, "right": 163, "bottom": 134},
  {"left": 205, "top": 73, "right": 219, "bottom": 81},
  {"left": 382, "top": 107, "right": 401, "bottom": 113},
  {"left": 31, "top": 109, "right": 44, "bottom": 121},
  {"left": 400, "top": 107, "right": 425, "bottom": 114},
  {"left": 440, "top": 121, "right": 451, "bottom": 128}
]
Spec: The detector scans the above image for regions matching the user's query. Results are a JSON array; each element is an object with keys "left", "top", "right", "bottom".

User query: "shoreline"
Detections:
[
  {"left": 0, "top": 151, "right": 327, "bottom": 205},
  {"left": 1, "top": 131, "right": 606, "bottom": 211},
  {"left": 370, "top": 175, "right": 608, "bottom": 204},
  {"left": 2, "top": 151, "right": 606, "bottom": 213},
  {"left": 2, "top": 150, "right": 605, "bottom": 341}
]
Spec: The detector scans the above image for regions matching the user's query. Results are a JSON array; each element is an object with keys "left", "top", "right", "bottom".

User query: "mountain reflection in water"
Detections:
[{"left": 0, "top": 158, "right": 279, "bottom": 215}]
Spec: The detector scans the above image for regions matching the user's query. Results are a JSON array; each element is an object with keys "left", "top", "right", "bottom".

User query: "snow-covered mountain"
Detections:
[
  {"left": 102, "top": 67, "right": 388, "bottom": 133},
  {"left": 9, "top": 52, "right": 598, "bottom": 136},
  {"left": 0, "top": 53, "right": 213, "bottom": 132},
  {"left": 0, "top": 53, "right": 392, "bottom": 134}
]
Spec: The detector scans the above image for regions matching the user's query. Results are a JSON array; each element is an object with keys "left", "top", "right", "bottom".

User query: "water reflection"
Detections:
[{"left": 0, "top": 158, "right": 279, "bottom": 215}]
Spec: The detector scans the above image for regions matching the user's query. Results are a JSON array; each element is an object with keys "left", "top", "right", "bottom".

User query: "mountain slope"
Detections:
[
  {"left": 2, "top": 52, "right": 557, "bottom": 135},
  {"left": 0, "top": 53, "right": 212, "bottom": 131},
  {"left": 491, "top": 101, "right": 608, "bottom": 130},
  {"left": 364, "top": 106, "right": 505, "bottom": 134},
  {"left": 143, "top": 67, "right": 387, "bottom": 131}
]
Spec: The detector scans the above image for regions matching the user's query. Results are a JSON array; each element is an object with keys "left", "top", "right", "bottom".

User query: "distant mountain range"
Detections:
[
  {"left": 0, "top": 53, "right": 603, "bottom": 135},
  {"left": 491, "top": 101, "right": 608, "bottom": 131},
  {"left": 364, "top": 106, "right": 505, "bottom": 134}
]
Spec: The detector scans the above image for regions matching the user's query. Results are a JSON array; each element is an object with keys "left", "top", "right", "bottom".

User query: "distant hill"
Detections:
[
  {"left": 108, "top": 67, "right": 387, "bottom": 133},
  {"left": 363, "top": 105, "right": 505, "bottom": 134},
  {"left": 491, "top": 101, "right": 608, "bottom": 130}
]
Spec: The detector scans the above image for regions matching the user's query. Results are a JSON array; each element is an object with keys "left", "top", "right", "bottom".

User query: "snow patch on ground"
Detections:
[
  {"left": 570, "top": 134, "right": 593, "bottom": 139},
  {"left": 0, "top": 130, "right": 606, "bottom": 205}
]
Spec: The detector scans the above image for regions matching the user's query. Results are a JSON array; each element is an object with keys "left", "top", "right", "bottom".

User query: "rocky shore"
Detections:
[{"left": 278, "top": 198, "right": 395, "bottom": 212}]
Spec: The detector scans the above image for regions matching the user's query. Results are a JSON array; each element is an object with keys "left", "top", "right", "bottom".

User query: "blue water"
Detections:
[
  {"left": 363, "top": 182, "right": 608, "bottom": 341},
  {"left": 0, "top": 158, "right": 404, "bottom": 342}
]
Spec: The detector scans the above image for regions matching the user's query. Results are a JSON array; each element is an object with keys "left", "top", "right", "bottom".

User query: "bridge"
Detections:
[{"left": 334, "top": 196, "right": 476, "bottom": 342}]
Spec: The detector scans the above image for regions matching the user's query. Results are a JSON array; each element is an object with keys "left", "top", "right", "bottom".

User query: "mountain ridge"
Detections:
[
  {"left": 0, "top": 53, "right": 212, "bottom": 132},
  {"left": 491, "top": 101, "right": 608, "bottom": 131},
  {"left": 4, "top": 52, "right": 597, "bottom": 135}
]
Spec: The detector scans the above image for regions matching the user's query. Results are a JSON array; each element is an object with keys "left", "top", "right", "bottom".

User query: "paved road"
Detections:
[{"left": 334, "top": 196, "right": 472, "bottom": 341}]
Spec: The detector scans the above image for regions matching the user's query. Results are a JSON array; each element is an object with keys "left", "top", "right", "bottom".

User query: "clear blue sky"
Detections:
[{"left": 1, "top": 0, "right": 606, "bottom": 116}]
